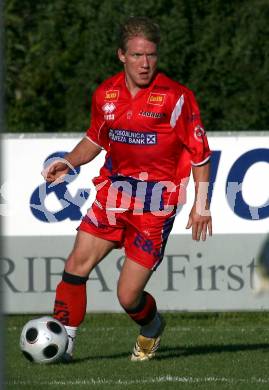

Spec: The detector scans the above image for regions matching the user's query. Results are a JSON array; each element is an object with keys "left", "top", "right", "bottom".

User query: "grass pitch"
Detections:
[{"left": 5, "top": 312, "right": 269, "bottom": 389}]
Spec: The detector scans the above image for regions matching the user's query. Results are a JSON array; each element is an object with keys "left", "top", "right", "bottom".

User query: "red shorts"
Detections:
[{"left": 78, "top": 199, "right": 176, "bottom": 271}]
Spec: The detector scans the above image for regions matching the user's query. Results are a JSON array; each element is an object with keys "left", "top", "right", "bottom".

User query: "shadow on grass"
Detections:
[
  {"left": 71, "top": 342, "right": 269, "bottom": 364},
  {"left": 156, "top": 343, "right": 269, "bottom": 360}
]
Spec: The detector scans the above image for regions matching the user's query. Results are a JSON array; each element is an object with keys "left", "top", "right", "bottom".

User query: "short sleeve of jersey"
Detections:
[
  {"left": 86, "top": 90, "right": 109, "bottom": 150},
  {"left": 173, "top": 89, "right": 211, "bottom": 166}
]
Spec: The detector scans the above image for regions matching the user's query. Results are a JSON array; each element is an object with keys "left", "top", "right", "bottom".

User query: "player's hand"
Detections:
[
  {"left": 186, "top": 203, "right": 212, "bottom": 241},
  {"left": 42, "top": 161, "right": 70, "bottom": 184}
]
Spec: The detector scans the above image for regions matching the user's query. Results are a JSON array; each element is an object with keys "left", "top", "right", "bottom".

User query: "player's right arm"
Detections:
[
  {"left": 43, "top": 87, "right": 108, "bottom": 184},
  {"left": 43, "top": 137, "right": 102, "bottom": 183}
]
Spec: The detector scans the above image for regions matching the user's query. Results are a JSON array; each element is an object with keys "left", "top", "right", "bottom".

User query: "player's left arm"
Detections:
[
  {"left": 186, "top": 161, "right": 212, "bottom": 241},
  {"left": 172, "top": 87, "right": 212, "bottom": 240}
]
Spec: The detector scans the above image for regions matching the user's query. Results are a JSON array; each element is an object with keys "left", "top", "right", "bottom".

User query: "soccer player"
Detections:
[{"left": 43, "top": 16, "right": 212, "bottom": 361}]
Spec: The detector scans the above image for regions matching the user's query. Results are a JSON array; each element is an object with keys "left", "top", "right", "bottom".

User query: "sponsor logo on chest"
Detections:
[
  {"left": 102, "top": 102, "right": 116, "bottom": 121},
  {"left": 148, "top": 93, "right": 166, "bottom": 106},
  {"left": 139, "top": 110, "right": 166, "bottom": 119},
  {"left": 109, "top": 129, "right": 157, "bottom": 145},
  {"left": 104, "top": 90, "right": 119, "bottom": 102}
]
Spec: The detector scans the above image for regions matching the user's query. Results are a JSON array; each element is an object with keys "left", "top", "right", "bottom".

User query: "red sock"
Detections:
[
  {"left": 124, "top": 291, "right": 157, "bottom": 326},
  {"left": 53, "top": 272, "right": 87, "bottom": 327}
]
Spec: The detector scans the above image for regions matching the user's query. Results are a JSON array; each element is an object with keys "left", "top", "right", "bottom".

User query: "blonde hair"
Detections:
[{"left": 118, "top": 16, "right": 160, "bottom": 52}]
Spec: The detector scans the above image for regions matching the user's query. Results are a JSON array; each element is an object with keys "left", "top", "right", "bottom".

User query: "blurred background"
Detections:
[{"left": 4, "top": 0, "right": 269, "bottom": 133}]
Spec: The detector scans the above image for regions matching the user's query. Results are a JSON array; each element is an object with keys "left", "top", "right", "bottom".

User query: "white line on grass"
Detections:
[
  {"left": 7, "top": 326, "right": 269, "bottom": 332},
  {"left": 166, "top": 326, "right": 269, "bottom": 332},
  {"left": 6, "top": 376, "right": 269, "bottom": 386}
]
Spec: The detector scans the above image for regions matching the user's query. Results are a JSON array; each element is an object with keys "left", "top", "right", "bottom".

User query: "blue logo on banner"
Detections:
[
  {"left": 29, "top": 148, "right": 269, "bottom": 223},
  {"left": 30, "top": 151, "right": 90, "bottom": 222},
  {"left": 226, "top": 148, "right": 269, "bottom": 220}
]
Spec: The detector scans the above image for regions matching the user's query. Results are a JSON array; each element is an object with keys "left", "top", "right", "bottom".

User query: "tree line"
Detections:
[{"left": 4, "top": 0, "right": 269, "bottom": 132}]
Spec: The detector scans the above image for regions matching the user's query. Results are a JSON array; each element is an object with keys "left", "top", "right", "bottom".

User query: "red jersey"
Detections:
[
  {"left": 87, "top": 71, "right": 210, "bottom": 181},
  {"left": 86, "top": 71, "right": 211, "bottom": 208}
]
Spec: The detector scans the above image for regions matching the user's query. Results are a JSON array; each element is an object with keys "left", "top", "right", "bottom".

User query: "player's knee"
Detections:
[
  {"left": 117, "top": 287, "right": 141, "bottom": 310},
  {"left": 64, "top": 250, "right": 95, "bottom": 277}
]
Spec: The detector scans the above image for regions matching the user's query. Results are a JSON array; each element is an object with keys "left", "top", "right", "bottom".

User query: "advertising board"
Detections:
[{"left": 2, "top": 132, "right": 269, "bottom": 312}]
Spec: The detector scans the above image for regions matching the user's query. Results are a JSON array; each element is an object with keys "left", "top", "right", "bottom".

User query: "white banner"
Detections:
[
  {"left": 2, "top": 132, "right": 269, "bottom": 236},
  {"left": 2, "top": 234, "right": 269, "bottom": 313},
  {"left": 1, "top": 132, "right": 269, "bottom": 313}
]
